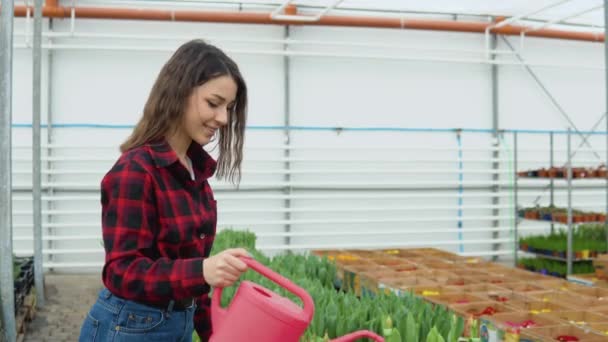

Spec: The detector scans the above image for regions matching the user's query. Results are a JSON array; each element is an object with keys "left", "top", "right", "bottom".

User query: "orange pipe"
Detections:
[{"left": 10, "top": 4, "right": 606, "bottom": 43}]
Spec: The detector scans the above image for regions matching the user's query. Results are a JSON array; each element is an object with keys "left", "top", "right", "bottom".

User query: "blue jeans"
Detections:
[{"left": 79, "top": 288, "right": 196, "bottom": 342}]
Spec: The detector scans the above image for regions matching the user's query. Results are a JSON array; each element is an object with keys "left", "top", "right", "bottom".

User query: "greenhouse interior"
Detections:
[{"left": 4, "top": 0, "right": 608, "bottom": 341}]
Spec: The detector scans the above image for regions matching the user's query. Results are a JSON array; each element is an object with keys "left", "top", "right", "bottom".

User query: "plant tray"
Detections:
[
  {"left": 447, "top": 268, "right": 495, "bottom": 278},
  {"left": 396, "top": 257, "right": 429, "bottom": 266},
  {"left": 409, "top": 248, "right": 456, "bottom": 257},
  {"left": 451, "top": 301, "right": 516, "bottom": 318},
  {"left": 504, "top": 269, "right": 549, "bottom": 282},
  {"left": 339, "top": 262, "right": 377, "bottom": 295},
  {"left": 377, "top": 276, "right": 437, "bottom": 296},
  {"left": 444, "top": 283, "right": 506, "bottom": 294},
  {"left": 479, "top": 312, "right": 564, "bottom": 342},
  {"left": 525, "top": 291, "right": 584, "bottom": 306},
  {"left": 332, "top": 253, "right": 369, "bottom": 266},
  {"left": 466, "top": 275, "right": 511, "bottom": 286},
  {"left": 518, "top": 325, "right": 607, "bottom": 342},
  {"left": 536, "top": 279, "right": 574, "bottom": 290},
  {"left": 587, "top": 323, "right": 608, "bottom": 338},
  {"left": 409, "top": 285, "right": 451, "bottom": 298},
  {"left": 505, "top": 300, "right": 574, "bottom": 314},
  {"left": 592, "top": 307, "right": 608, "bottom": 317},
  {"left": 415, "top": 260, "right": 459, "bottom": 270},
  {"left": 495, "top": 282, "right": 548, "bottom": 293},
  {"left": 434, "top": 276, "right": 486, "bottom": 287},
  {"left": 451, "top": 300, "right": 517, "bottom": 338},
  {"left": 518, "top": 290, "right": 557, "bottom": 303},
  {"left": 377, "top": 248, "right": 424, "bottom": 259},
  {"left": 405, "top": 269, "right": 459, "bottom": 284},
  {"left": 549, "top": 311, "right": 608, "bottom": 326},
  {"left": 573, "top": 287, "right": 608, "bottom": 301},
  {"left": 449, "top": 301, "right": 517, "bottom": 338},
  {"left": 341, "top": 249, "right": 383, "bottom": 259},
  {"left": 471, "top": 291, "right": 529, "bottom": 305},
  {"left": 556, "top": 293, "right": 608, "bottom": 310},
  {"left": 367, "top": 255, "right": 409, "bottom": 268},
  {"left": 385, "top": 260, "right": 421, "bottom": 273},
  {"left": 359, "top": 268, "right": 397, "bottom": 297},
  {"left": 423, "top": 292, "right": 487, "bottom": 307}
]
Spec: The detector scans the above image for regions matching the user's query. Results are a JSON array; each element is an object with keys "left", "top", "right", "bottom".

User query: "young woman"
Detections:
[{"left": 79, "top": 39, "right": 250, "bottom": 342}]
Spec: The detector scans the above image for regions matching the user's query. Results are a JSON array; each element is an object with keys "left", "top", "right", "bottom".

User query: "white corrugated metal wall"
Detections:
[{"left": 9, "top": 9, "right": 608, "bottom": 272}]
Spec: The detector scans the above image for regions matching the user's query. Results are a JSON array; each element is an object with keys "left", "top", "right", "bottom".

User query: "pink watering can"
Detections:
[{"left": 210, "top": 257, "right": 384, "bottom": 342}]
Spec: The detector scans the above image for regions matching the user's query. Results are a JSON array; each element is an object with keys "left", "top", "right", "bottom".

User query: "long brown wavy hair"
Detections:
[{"left": 120, "top": 39, "right": 248, "bottom": 184}]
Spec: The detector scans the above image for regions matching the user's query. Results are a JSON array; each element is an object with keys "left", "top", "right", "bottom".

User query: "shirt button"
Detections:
[{"left": 199, "top": 233, "right": 205, "bottom": 239}]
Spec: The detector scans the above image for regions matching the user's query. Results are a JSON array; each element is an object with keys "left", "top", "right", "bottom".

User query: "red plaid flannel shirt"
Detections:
[{"left": 100, "top": 139, "right": 217, "bottom": 340}]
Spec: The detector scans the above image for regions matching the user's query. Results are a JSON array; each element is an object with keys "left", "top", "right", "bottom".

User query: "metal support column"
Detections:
[
  {"left": 0, "top": 0, "right": 16, "bottom": 340},
  {"left": 46, "top": 20, "right": 55, "bottom": 270},
  {"left": 33, "top": 0, "right": 45, "bottom": 306},
  {"left": 282, "top": 26, "right": 292, "bottom": 247},
  {"left": 604, "top": 0, "right": 608, "bottom": 255},
  {"left": 490, "top": 32, "right": 501, "bottom": 260},
  {"left": 550, "top": 132, "right": 555, "bottom": 234},
  {"left": 567, "top": 128, "right": 573, "bottom": 276},
  {"left": 513, "top": 132, "right": 519, "bottom": 266}
]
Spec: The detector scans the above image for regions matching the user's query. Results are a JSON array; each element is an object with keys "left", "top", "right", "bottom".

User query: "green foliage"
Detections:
[
  {"left": 517, "top": 257, "right": 595, "bottom": 277},
  {"left": 210, "top": 229, "right": 258, "bottom": 256},
  {"left": 202, "top": 229, "right": 465, "bottom": 342},
  {"left": 519, "top": 224, "right": 608, "bottom": 253}
]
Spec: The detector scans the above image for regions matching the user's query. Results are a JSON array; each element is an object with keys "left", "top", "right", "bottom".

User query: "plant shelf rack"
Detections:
[{"left": 514, "top": 129, "right": 608, "bottom": 277}]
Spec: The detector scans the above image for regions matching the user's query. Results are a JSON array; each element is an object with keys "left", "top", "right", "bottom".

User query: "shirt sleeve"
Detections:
[
  {"left": 101, "top": 158, "right": 209, "bottom": 302},
  {"left": 194, "top": 228, "right": 216, "bottom": 340},
  {"left": 194, "top": 294, "right": 212, "bottom": 341}
]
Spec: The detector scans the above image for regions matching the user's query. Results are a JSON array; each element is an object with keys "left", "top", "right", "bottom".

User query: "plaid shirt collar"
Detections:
[{"left": 146, "top": 139, "right": 217, "bottom": 181}]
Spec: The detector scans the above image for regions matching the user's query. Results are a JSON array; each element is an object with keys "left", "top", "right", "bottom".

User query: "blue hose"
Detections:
[{"left": 10, "top": 123, "right": 608, "bottom": 135}]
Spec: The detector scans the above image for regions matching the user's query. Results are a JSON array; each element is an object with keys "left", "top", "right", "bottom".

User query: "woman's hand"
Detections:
[{"left": 203, "top": 248, "right": 249, "bottom": 288}]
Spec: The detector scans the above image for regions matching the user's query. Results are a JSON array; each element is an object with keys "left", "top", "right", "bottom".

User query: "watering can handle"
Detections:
[
  {"left": 211, "top": 256, "right": 315, "bottom": 330},
  {"left": 331, "top": 330, "right": 385, "bottom": 342}
]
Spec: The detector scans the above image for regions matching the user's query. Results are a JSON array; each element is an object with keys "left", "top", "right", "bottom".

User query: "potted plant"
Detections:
[
  {"left": 524, "top": 207, "right": 541, "bottom": 220},
  {"left": 573, "top": 210, "right": 584, "bottom": 223},
  {"left": 520, "top": 237, "right": 529, "bottom": 252},
  {"left": 538, "top": 206, "right": 552, "bottom": 221},
  {"left": 597, "top": 165, "right": 607, "bottom": 178},
  {"left": 548, "top": 167, "right": 558, "bottom": 178}
]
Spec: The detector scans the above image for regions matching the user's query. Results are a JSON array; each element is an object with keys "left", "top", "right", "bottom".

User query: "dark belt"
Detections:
[{"left": 144, "top": 297, "right": 195, "bottom": 311}]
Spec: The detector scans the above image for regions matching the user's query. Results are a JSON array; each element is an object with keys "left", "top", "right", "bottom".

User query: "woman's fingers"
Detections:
[
  {"left": 203, "top": 249, "right": 251, "bottom": 287},
  {"left": 225, "top": 253, "right": 248, "bottom": 272}
]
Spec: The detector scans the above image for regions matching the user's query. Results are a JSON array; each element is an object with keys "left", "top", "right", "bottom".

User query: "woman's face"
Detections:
[{"left": 181, "top": 75, "right": 237, "bottom": 146}]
